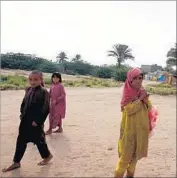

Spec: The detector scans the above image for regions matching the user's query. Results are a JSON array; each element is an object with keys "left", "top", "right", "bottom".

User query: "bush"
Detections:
[
  {"left": 1, "top": 53, "right": 123, "bottom": 78},
  {"left": 38, "top": 61, "right": 60, "bottom": 73},
  {"left": 1, "top": 52, "right": 132, "bottom": 80},
  {"left": 114, "top": 68, "right": 128, "bottom": 82},
  {"left": 63, "top": 61, "right": 95, "bottom": 76},
  {"left": 0, "top": 75, "right": 27, "bottom": 84},
  {"left": 146, "top": 83, "right": 176, "bottom": 95},
  {"left": 44, "top": 77, "right": 51, "bottom": 85},
  {"left": 0, "top": 75, "right": 28, "bottom": 90},
  {"left": 1, "top": 53, "right": 59, "bottom": 74},
  {"left": 147, "top": 83, "right": 173, "bottom": 88},
  {"left": 95, "top": 66, "right": 113, "bottom": 79}
]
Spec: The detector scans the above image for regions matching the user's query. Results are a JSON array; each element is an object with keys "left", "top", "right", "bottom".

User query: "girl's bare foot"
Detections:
[
  {"left": 38, "top": 153, "right": 53, "bottom": 166},
  {"left": 2, "top": 162, "right": 21, "bottom": 172},
  {"left": 53, "top": 127, "right": 63, "bottom": 133},
  {"left": 126, "top": 172, "right": 135, "bottom": 178},
  {"left": 114, "top": 171, "right": 123, "bottom": 178},
  {"left": 45, "top": 129, "right": 52, "bottom": 135}
]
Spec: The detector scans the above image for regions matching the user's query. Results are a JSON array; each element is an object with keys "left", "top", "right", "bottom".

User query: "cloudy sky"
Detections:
[{"left": 1, "top": 1, "right": 176, "bottom": 67}]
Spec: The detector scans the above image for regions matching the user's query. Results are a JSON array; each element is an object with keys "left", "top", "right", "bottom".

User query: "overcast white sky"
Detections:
[{"left": 1, "top": 1, "right": 176, "bottom": 67}]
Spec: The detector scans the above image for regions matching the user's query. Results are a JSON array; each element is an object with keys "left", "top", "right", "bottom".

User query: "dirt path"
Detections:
[{"left": 0, "top": 87, "right": 176, "bottom": 177}]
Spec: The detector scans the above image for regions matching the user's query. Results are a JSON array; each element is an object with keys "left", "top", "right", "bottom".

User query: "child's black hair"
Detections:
[{"left": 51, "top": 72, "right": 62, "bottom": 83}]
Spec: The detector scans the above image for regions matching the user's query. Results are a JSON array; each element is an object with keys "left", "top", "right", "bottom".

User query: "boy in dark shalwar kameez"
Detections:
[{"left": 2, "top": 71, "right": 53, "bottom": 172}]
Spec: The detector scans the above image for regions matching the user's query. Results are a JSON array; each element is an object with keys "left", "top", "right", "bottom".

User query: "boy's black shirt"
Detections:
[
  {"left": 18, "top": 85, "right": 50, "bottom": 143},
  {"left": 20, "top": 85, "right": 50, "bottom": 126}
]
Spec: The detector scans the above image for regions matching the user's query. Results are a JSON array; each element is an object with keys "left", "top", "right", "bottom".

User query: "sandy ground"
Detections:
[{"left": 0, "top": 86, "right": 176, "bottom": 177}]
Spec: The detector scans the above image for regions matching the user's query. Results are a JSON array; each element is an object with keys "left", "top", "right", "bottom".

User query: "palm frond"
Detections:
[
  {"left": 124, "top": 54, "right": 134, "bottom": 60},
  {"left": 107, "top": 43, "right": 134, "bottom": 66},
  {"left": 107, "top": 50, "right": 118, "bottom": 57},
  {"left": 56, "top": 51, "right": 68, "bottom": 64}
]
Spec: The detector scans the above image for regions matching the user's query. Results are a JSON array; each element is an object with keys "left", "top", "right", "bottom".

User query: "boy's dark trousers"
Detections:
[{"left": 13, "top": 123, "right": 50, "bottom": 163}]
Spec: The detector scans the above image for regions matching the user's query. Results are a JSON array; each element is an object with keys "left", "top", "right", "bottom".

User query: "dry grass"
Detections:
[
  {"left": 1, "top": 70, "right": 175, "bottom": 95},
  {"left": 0, "top": 73, "right": 121, "bottom": 90},
  {"left": 146, "top": 83, "right": 176, "bottom": 95}
]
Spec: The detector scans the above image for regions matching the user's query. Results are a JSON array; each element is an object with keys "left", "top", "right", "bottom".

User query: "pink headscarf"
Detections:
[{"left": 121, "top": 67, "right": 143, "bottom": 110}]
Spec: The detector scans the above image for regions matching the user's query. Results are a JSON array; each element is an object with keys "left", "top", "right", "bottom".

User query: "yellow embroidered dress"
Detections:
[{"left": 115, "top": 100, "right": 152, "bottom": 176}]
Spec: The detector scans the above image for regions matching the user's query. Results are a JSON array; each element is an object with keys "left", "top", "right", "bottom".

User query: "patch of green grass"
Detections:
[
  {"left": 0, "top": 75, "right": 28, "bottom": 90},
  {"left": 147, "top": 83, "right": 173, "bottom": 88},
  {"left": 146, "top": 83, "right": 176, "bottom": 95},
  {"left": 0, "top": 75, "right": 121, "bottom": 90}
]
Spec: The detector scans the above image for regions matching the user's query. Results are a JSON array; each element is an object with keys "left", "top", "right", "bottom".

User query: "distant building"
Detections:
[
  {"left": 151, "top": 64, "right": 163, "bottom": 72},
  {"left": 141, "top": 65, "right": 152, "bottom": 73},
  {"left": 141, "top": 64, "right": 163, "bottom": 73}
]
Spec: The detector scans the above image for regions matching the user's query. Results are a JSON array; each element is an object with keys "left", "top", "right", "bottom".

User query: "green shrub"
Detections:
[
  {"left": 1, "top": 75, "right": 8, "bottom": 82},
  {"left": 147, "top": 83, "right": 173, "bottom": 88},
  {"left": 95, "top": 66, "right": 113, "bottom": 79},
  {"left": 38, "top": 61, "right": 60, "bottom": 73},
  {"left": 63, "top": 80, "right": 75, "bottom": 87},
  {"left": 0, "top": 83, "right": 25, "bottom": 90},
  {"left": 44, "top": 78, "right": 51, "bottom": 85},
  {"left": 1, "top": 53, "right": 132, "bottom": 79},
  {"left": 114, "top": 68, "right": 128, "bottom": 82},
  {"left": 146, "top": 83, "right": 176, "bottom": 95},
  {"left": 0, "top": 75, "right": 27, "bottom": 84}
]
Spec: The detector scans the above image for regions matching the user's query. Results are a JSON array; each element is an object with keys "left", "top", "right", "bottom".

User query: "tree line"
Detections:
[
  {"left": 165, "top": 43, "right": 177, "bottom": 72},
  {"left": 1, "top": 43, "right": 176, "bottom": 81}
]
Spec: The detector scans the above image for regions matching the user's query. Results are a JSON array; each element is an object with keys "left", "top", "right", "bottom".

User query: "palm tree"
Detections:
[
  {"left": 72, "top": 54, "right": 81, "bottom": 62},
  {"left": 56, "top": 51, "right": 68, "bottom": 64},
  {"left": 56, "top": 52, "right": 68, "bottom": 72},
  {"left": 108, "top": 44, "right": 134, "bottom": 67},
  {"left": 166, "top": 43, "right": 176, "bottom": 67}
]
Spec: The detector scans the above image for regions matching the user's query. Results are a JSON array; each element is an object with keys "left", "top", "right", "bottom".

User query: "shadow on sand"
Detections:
[{"left": 3, "top": 133, "right": 70, "bottom": 177}]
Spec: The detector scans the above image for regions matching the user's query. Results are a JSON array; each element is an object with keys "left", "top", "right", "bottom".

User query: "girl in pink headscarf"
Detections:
[{"left": 115, "top": 68, "right": 158, "bottom": 178}]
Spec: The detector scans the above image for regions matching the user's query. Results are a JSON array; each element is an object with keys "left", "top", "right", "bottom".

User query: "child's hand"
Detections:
[
  {"left": 139, "top": 91, "right": 148, "bottom": 101},
  {"left": 142, "top": 96, "right": 149, "bottom": 105},
  {"left": 32, "top": 121, "right": 38, "bottom": 127}
]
